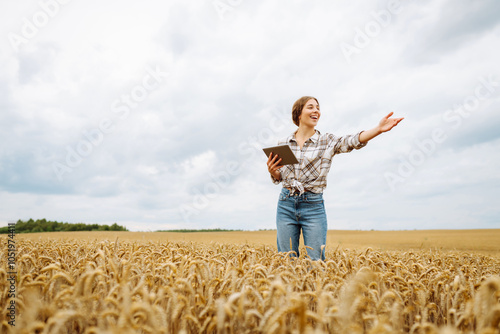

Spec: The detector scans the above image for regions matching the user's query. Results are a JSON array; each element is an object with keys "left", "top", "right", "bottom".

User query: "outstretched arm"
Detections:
[{"left": 359, "top": 112, "right": 404, "bottom": 143}]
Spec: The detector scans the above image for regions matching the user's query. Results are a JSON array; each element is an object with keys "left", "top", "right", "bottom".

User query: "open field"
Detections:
[
  {"left": 18, "top": 229, "right": 500, "bottom": 255},
  {"left": 3, "top": 230, "right": 500, "bottom": 333}
]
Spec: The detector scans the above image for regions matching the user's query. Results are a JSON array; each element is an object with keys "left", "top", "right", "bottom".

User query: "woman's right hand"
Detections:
[{"left": 267, "top": 153, "right": 282, "bottom": 181}]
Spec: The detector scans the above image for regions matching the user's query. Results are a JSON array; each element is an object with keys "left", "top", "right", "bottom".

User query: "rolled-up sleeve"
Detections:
[{"left": 332, "top": 131, "right": 367, "bottom": 154}]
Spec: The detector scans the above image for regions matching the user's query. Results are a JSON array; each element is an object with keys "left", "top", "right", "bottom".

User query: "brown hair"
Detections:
[{"left": 292, "top": 96, "right": 319, "bottom": 126}]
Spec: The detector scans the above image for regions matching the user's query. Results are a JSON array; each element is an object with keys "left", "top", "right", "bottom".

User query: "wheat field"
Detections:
[{"left": 2, "top": 231, "right": 500, "bottom": 333}]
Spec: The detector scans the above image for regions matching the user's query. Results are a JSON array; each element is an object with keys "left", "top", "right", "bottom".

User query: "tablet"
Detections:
[{"left": 262, "top": 144, "right": 299, "bottom": 166}]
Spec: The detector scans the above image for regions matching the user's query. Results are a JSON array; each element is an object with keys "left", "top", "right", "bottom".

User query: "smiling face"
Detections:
[{"left": 298, "top": 98, "right": 321, "bottom": 128}]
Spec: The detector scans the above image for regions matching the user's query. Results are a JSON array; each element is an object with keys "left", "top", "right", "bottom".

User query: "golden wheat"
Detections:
[{"left": 1, "top": 237, "right": 499, "bottom": 333}]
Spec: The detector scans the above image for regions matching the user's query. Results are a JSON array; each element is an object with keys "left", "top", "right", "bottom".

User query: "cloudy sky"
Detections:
[{"left": 1, "top": 0, "right": 499, "bottom": 231}]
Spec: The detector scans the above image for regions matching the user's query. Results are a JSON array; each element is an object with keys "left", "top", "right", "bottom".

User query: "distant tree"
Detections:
[
  {"left": 110, "top": 223, "right": 122, "bottom": 231},
  {"left": 0, "top": 219, "right": 128, "bottom": 233}
]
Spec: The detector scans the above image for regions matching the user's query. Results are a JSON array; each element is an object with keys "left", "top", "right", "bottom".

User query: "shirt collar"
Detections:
[{"left": 288, "top": 129, "right": 320, "bottom": 143}]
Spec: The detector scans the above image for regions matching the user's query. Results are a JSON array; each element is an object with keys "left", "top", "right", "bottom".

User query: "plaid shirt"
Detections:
[{"left": 271, "top": 129, "right": 367, "bottom": 195}]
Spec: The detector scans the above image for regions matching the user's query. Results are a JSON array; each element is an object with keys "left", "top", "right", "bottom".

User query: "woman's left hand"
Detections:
[{"left": 379, "top": 112, "right": 404, "bottom": 133}]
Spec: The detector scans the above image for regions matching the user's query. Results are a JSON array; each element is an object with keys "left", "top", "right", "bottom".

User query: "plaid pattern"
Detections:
[{"left": 271, "top": 129, "right": 367, "bottom": 195}]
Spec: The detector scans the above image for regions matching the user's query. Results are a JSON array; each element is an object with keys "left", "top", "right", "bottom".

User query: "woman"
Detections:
[{"left": 267, "top": 96, "right": 403, "bottom": 261}]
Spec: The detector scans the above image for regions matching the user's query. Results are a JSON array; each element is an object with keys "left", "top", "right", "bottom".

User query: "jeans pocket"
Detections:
[{"left": 305, "top": 192, "right": 323, "bottom": 204}]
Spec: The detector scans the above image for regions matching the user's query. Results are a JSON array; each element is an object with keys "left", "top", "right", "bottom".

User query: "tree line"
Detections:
[{"left": 0, "top": 219, "right": 128, "bottom": 234}]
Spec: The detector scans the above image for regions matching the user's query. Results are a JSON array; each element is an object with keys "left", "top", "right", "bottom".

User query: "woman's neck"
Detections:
[{"left": 295, "top": 125, "right": 316, "bottom": 141}]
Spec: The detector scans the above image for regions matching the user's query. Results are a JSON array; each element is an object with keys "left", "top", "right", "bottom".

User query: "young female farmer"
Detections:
[{"left": 267, "top": 96, "right": 403, "bottom": 261}]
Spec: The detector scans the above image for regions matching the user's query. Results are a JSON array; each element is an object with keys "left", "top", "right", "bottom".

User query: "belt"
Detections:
[{"left": 286, "top": 187, "right": 311, "bottom": 194}]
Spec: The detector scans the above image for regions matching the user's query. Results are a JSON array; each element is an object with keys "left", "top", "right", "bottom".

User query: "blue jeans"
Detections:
[{"left": 276, "top": 188, "right": 327, "bottom": 261}]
